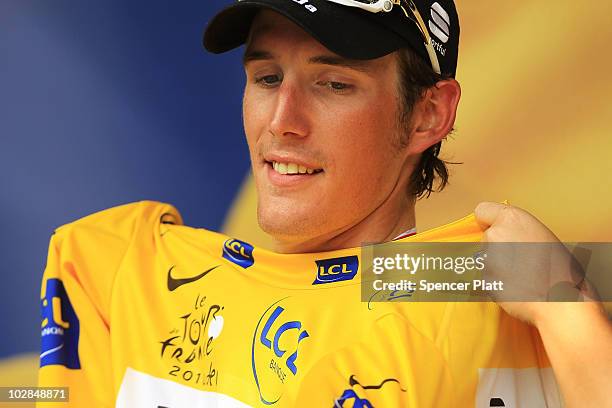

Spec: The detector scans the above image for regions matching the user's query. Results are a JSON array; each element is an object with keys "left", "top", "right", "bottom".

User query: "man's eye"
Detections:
[
  {"left": 319, "top": 81, "right": 353, "bottom": 93},
  {"left": 329, "top": 82, "right": 349, "bottom": 90},
  {"left": 255, "top": 74, "right": 281, "bottom": 87}
]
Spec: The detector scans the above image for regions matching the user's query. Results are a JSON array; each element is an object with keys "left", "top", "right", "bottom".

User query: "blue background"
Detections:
[{"left": 0, "top": 0, "right": 249, "bottom": 357}]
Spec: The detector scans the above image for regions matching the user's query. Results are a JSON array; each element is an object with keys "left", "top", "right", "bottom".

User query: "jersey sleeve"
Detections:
[{"left": 37, "top": 201, "right": 181, "bottom": 407}]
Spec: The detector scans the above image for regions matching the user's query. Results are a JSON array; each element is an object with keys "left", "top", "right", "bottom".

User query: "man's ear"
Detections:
[{"left": 407, "top": 79, "right": 461, "bottom": 154}]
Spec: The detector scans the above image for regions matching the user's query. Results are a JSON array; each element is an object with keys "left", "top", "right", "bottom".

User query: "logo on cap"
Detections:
[
  {"left": 428, "top": 2, "right": 450, "bottom": 44},
  {"left": 291, "top": 0, "right": 317, "bottom": 13}
]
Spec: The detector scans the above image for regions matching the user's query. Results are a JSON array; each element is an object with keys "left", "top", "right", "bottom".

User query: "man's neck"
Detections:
[{"left": 271, "top": 197, "right": 416, "bottom": 254}]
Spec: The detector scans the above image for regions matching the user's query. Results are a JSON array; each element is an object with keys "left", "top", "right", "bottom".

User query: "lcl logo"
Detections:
[
  {"left": 252, "top": 300, "right": 310, "bottom": 405},
  {"left": 312, "top": 255, "right": 359, "bottom": 285},
  {"left": 222, "top": 238, "right": 255, "bottom": 268},
  {"left": 40, "top": 278, "right": 80, "bottom": 369}
]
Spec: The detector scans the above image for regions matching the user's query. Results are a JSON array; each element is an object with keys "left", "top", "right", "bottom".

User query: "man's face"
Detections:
[{"left": 243, "top": 10, "right": 414, "bottom": 248}]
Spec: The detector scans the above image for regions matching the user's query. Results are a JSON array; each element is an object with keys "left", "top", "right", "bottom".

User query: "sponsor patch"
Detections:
[
  {"left": 40, "top": 278, "right": 80, "bottom": 368},
  {"left": 313, "top": 255, "right": 359, "bottom": 285},
  {"left": 222, "top": 239, "right": 255, "bottom": 269}
]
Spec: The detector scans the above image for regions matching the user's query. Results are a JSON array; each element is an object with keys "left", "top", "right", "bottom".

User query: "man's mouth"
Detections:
[{"left": 269, "top": 161, "right": 323, "bottom": 175}]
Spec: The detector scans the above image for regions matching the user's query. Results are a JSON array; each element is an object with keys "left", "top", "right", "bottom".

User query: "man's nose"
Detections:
[{"left": 269, "top": 79, "right": 309, "bottom": 139}]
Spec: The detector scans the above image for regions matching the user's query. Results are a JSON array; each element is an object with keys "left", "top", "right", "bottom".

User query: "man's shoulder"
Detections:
[{"left": 53, "top": 200, "right": 183, "bottom": 243}]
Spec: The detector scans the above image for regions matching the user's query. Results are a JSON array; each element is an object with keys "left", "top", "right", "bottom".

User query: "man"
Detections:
[{"left": 39, "top": 0, "right": 611, "bottom": 407}]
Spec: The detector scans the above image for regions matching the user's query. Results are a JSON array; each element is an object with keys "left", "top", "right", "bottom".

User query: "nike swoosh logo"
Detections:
[
  {"left": 40, "top": 343, "right": 64, "bottom": 359},
  {"left": 167, "top": 265, "right": 220, "bottom": 291}
]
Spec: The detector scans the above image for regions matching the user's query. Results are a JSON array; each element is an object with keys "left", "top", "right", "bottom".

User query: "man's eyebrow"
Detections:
[
  {"left": 243, "top": 50, "right": 374, "bottom": 74},
  {"left": 307, "top": 55, "right": 374, "bottom": 73},
  {"left": 243, "top": 50, "right": 274, "bottom": 65}
]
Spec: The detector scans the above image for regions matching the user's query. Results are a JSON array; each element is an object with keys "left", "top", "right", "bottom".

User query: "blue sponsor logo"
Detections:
[
  {"left": 40, "top": 278, "right": 80, "bottom": 369},
  {"left": 251, "top": 299, "right": 310, "bottom": 405},
  {"left": 222, "top": 238, "right": 255, "bottom": 269},
  {"left": 335, "top": 390, "right": 373, "bottom": 408},
  {"left": 312, "top": 255, "right": 359, "bottom": 285}
]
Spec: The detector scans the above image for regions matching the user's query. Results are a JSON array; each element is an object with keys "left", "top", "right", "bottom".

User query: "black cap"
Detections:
[{"left": 203, "top": 0, "right": 459, "bottom": 77}]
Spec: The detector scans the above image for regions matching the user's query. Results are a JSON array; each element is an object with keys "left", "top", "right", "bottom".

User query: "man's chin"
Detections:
[{"left": 257, "top": 207, "right": 322, "bottom": 242}]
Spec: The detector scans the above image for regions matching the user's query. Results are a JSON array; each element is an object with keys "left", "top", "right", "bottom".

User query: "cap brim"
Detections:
[{"left": 203, "top": 0, "right": 405, "bottom": 60}]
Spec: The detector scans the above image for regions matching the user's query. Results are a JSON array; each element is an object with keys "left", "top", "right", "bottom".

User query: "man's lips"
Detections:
[
  {"left": 264, "top": 161, "right": 323, "bottom": 187},
  {"left": 267, "top": 160, "right": 323, "bottom": 175},
  {"left": 263, "top": 153, "right": 323, "bottom": 174}
]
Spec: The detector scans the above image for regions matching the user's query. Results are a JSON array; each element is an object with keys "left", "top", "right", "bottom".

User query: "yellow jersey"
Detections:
[{"left": 38, "top": 201, "right": 561, "bottom": 407}]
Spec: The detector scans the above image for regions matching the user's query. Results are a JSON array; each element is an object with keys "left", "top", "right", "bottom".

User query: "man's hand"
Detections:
[
  {"left": 473, "top": 201, "right": 589, "bottom": 324},
  {"left": 474, "top": 201, "right": 611, "bottom": 408},
  {"left": 474, "top": 201, "right": 558, "bottom": 243}
]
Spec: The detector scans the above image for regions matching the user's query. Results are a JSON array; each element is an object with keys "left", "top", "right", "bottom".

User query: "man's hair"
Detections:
[{"left": 396, "top": 47, "right": 456, "bottom": 199}]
